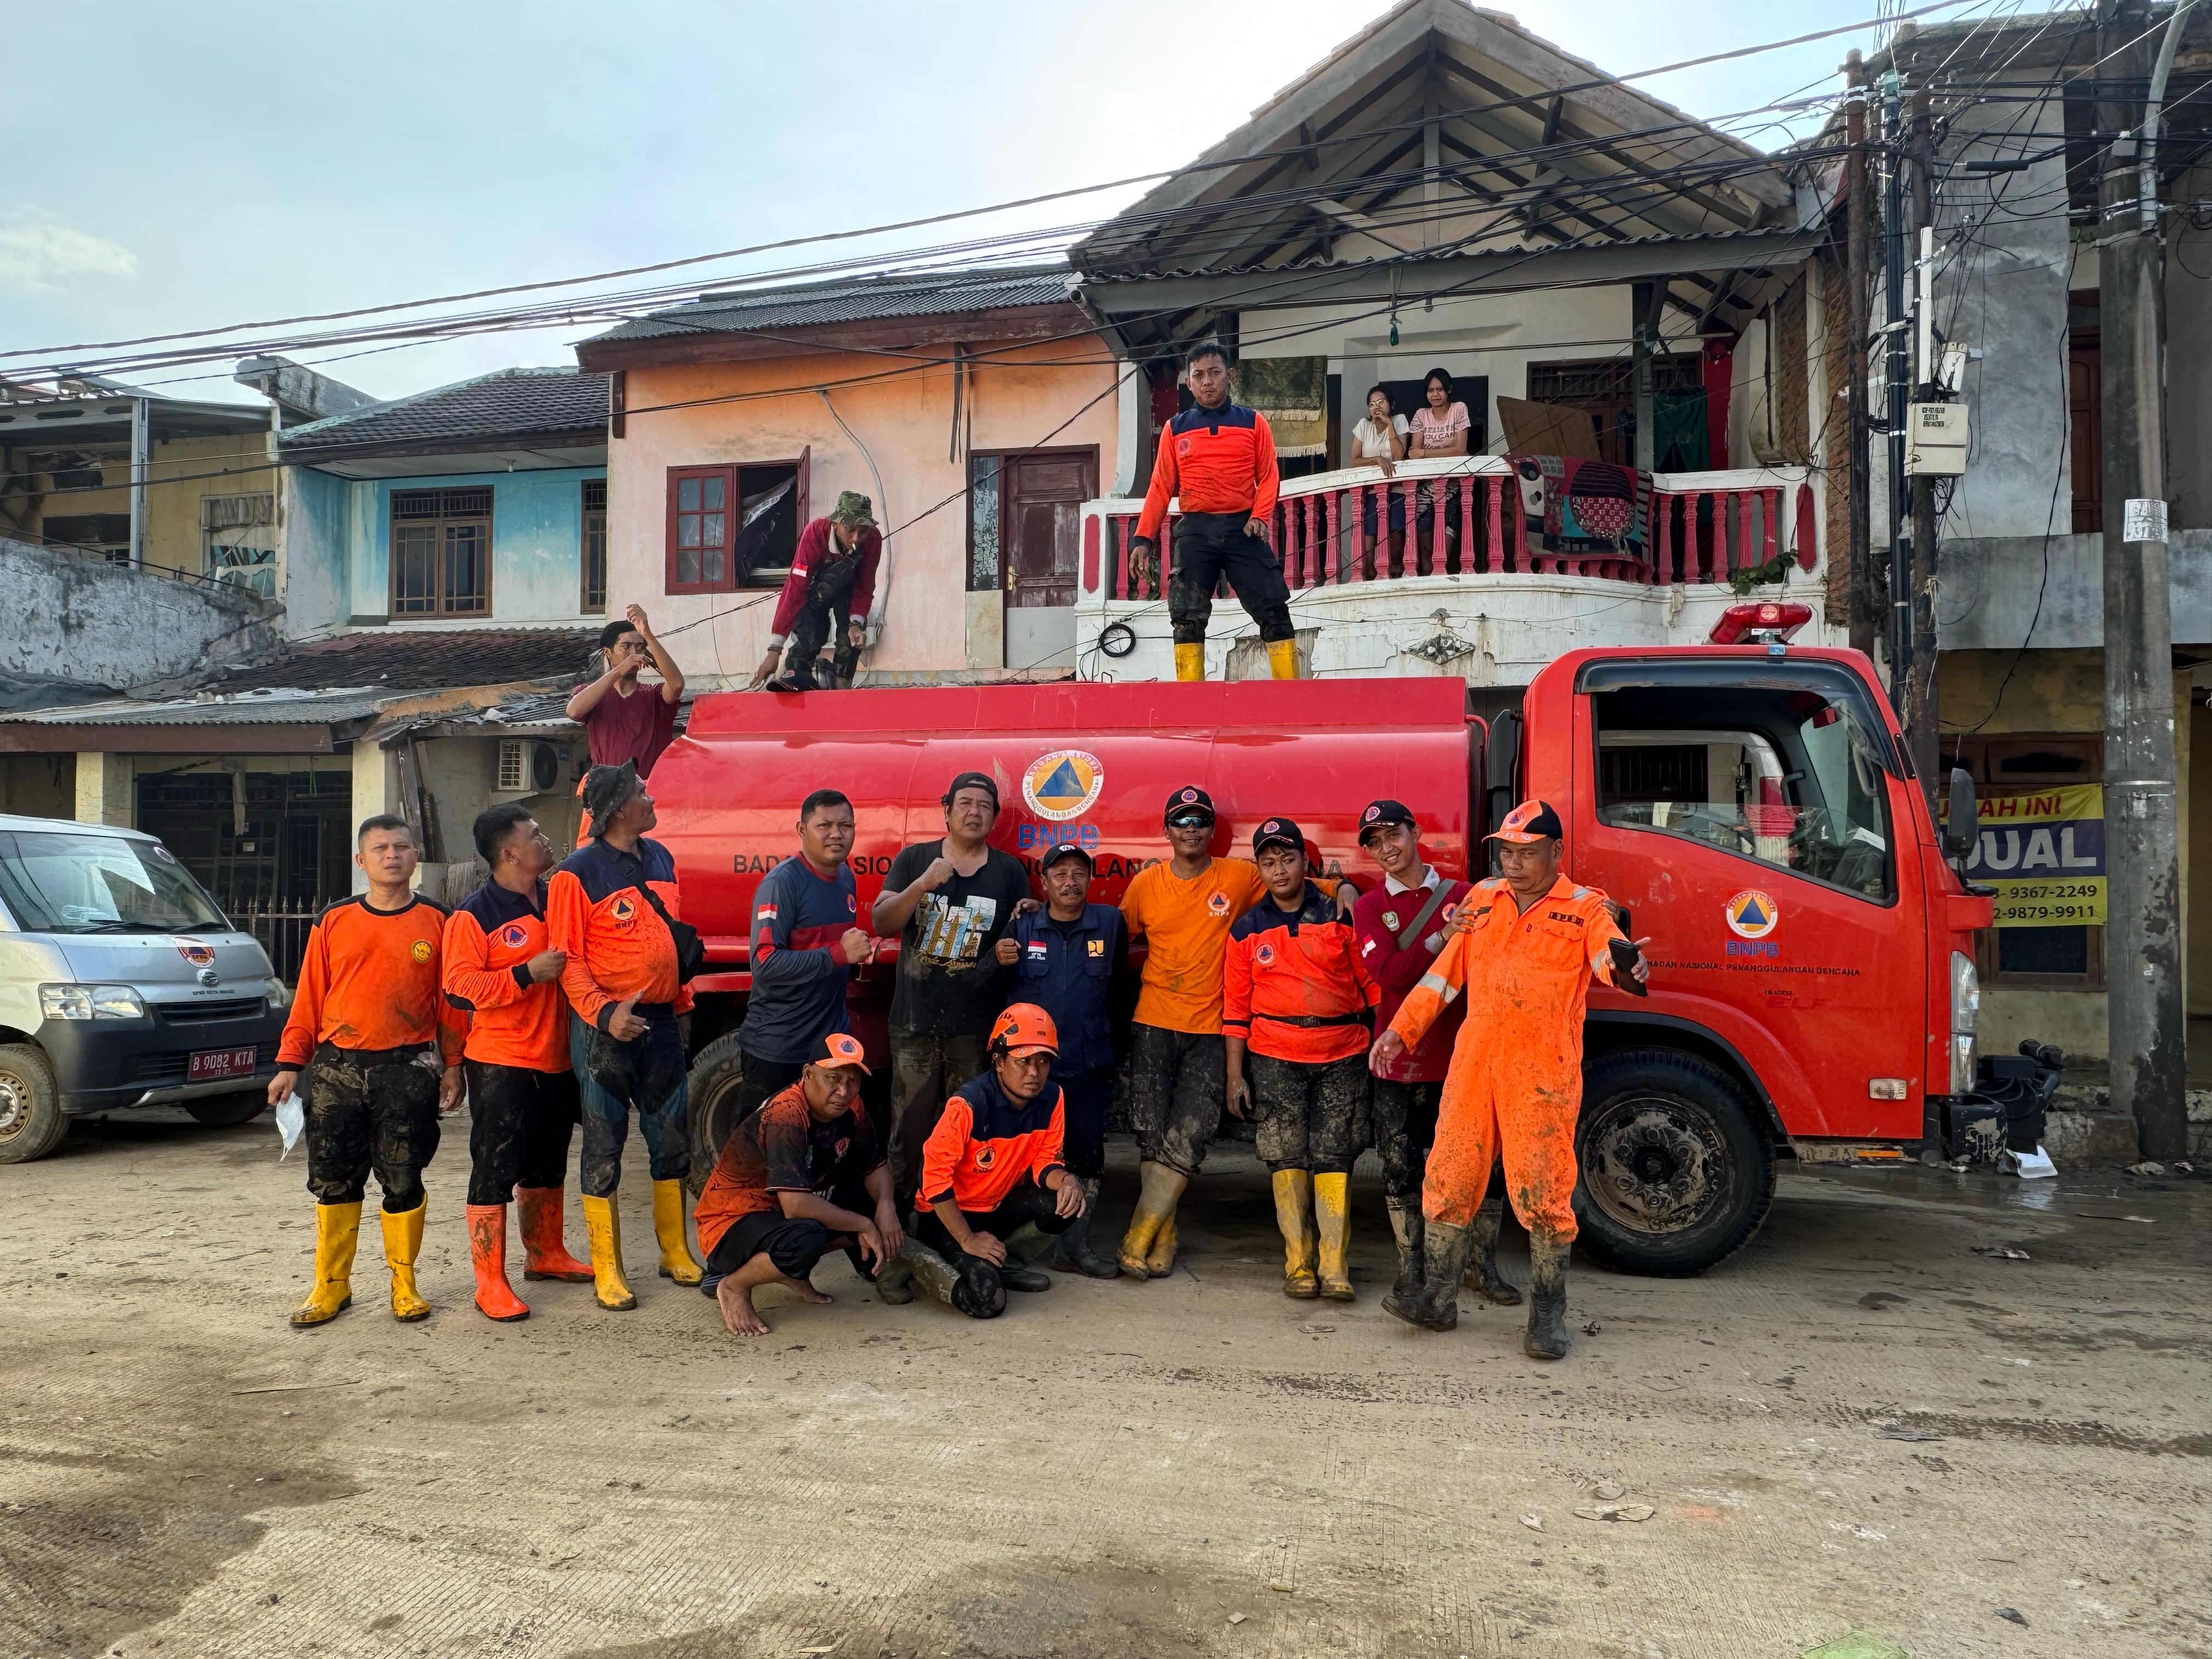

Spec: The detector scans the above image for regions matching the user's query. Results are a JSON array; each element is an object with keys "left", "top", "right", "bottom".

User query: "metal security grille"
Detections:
[{"left": 391, "top": 487, "right": 493, "bottom": 614}]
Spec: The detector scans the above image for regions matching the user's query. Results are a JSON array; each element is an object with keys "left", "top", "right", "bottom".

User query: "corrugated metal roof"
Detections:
[
  {"left": 209, "top": 628, "right": 599, "bottom": 692},
  {"left": 9, "top": 688, "right": 400, "bottom": 728},
  {"left": 1078, "top": 226, "right": 1803, "bottom": 285},
  {"left": 583, "top": 265, "right": 1077, "bottom": 346},
  {"left": 280, "top": 368, "right": 608, "bottom": 454}
]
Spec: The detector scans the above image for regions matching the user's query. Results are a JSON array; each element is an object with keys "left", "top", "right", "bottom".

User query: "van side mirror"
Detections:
[{"left": 1944, "top": 768, "right": 1978, "bottom": 861}]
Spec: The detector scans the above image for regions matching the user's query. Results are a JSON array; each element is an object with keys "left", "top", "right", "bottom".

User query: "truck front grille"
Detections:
[{"left": 154, "top": 998, "right": 265, "bottom": 1026}]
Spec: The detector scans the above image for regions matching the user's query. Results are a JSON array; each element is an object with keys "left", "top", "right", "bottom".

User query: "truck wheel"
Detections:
[
  {"left": 685, "top": 1033, "right": 751, "bottom": 1197},
  {"left": 186, "top": 1091, "right": 267, "bottom": 1127},
  {"left": 1573, "top": 1048, "right": 1774, "bottom": 1277},
  {"left": 0, "top": 1043, "right": 67, "bottom": 1165}
]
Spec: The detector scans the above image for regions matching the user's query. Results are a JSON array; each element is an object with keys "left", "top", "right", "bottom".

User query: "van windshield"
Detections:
[{"left": 0, "top": 829, "right": 230, "bottom": 934}]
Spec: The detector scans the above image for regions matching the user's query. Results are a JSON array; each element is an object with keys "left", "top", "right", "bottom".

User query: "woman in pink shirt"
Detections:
[{"left": 1407, "top": 368, "right": 1472, "bottom": 571}]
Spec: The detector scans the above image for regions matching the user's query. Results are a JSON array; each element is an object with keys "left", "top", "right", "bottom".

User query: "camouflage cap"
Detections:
[{"left": 828, "top": 490, "right": 877, "bottom": 528}]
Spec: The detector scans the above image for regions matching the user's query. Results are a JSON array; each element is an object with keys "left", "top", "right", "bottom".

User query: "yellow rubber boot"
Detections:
[
  {"left": 1173, "top": 642, "right": 1205, "bottom": 682},
  {"left": 1117, "top": 1160, "right": 1187, "bottom": 1280},
  {"left": 652, "top": 1177, "right": 702, "bottom": 1285},
  {"left": 290, "top": 1201, "right": 361, "bottom": 1329},
  {"left": 582, "top": 1193, "right": 637, "bottom": 1310},
  {"left": 381, "top": 1201, "right": 432, "bottom": 1323},
  {"left": 1266, "top": 638, "right": 1300, "bottom": 680},
  {"left": 1146, "top": 1209, "right": 1180, "bottom": 1278},
  {"left": 1313, "top": 1171, "right": 1355, "bottom": 1301},
  {"left": 1272, "top": 1169, "right": 1318, "bottom": 1298}
]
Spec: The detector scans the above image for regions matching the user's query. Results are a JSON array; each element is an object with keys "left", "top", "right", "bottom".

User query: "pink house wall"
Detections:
[{"left": 603, "top": 340, "right": 1121, "bottom": 686}]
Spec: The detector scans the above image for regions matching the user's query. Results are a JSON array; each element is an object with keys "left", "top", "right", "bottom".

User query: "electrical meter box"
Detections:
[{"left": 1906, "top": 403, "right": 1969, "bottom": 476}]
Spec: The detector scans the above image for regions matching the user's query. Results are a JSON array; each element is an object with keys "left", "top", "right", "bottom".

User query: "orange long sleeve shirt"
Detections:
[
  {"left": 1133, "top": 402, "right": 1280, "bottom": 541},
  {"left": 546, "top": 835, "right": 695, "bottom": 1031},
  {"left": 443, "top": 879, "right": 568, "bottom": 1072},
  {"left": 1222, "top": 883, "right": 1379, "bottom": 1064},
  {"left": 277, "top": 894, "right": 460, "bottom": 1067},
  {"left": 917, "top": 1073, "right": 1065, "bottom": 1214}
]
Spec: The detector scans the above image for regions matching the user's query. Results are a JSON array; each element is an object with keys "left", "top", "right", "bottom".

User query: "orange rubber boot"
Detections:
[
  {"left": 517, "top": 1187, "right": 594, "bottom": 1283},
  {"left": 466, "top": 1204, "right": 529, "bottom": 1322}
]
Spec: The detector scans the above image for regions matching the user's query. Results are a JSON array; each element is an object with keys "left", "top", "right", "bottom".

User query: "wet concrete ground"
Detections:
[{"left": 1, "top": 1112, "right": 2207, "bottom": 1659}]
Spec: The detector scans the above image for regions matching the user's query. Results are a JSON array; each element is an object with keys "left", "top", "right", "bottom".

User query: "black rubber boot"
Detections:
[
  {"left": 1052, "top": 1180, "right": 1122, "bottom": 1278},
  {"left": 1524, "top": 1232, "right": 1571, "bottom": 1360},
  {"left": 1385, "top": 1197, "right": 1424, "bottom": 1306},
  {"left": 1465, "top": 1190, "right": 1523, "bottom": 1306},
  {"left": 1384, "top": 1218, "right": 1470, "bottom": 1330},
  {"left": 997, "top": 1223, "right": 1053, "bottom": 1293}
]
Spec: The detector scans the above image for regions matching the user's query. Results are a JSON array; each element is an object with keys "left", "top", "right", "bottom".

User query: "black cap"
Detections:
[
  {"left": 1358, "top": 798, "right": 1417, "bottom": 844},
  {"left": 942, "top": 771, "right": 1000, "bottom": 808},
  {"left": 581, "top": 761, "right": 640, "bottom": 836},
  {"left": 1164, "top": 785, "right": 1215, "bottom": 826},
  {"left": 1252, "top": 816, "right": 1305, "bottom": 857},
  {"left": 1039, "top": 842, "right": 1094, "bottom": 872}
]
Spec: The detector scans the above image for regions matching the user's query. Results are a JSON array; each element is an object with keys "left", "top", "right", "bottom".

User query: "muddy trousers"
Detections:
[
  {"left": 1168, "top": 512, "right": 1295, "bottom": 647},
  {"left": 1369, "top": 1077, "right": 1441, "bottom": 1201},
  {"left": 701, "top": 1177, "right": 878, "bottom": 1291},
  {"left": 1055, "top": 1065, "right": 1114, "bottom": 1181},
  {"left": 1249, "top": 1052, "right": 1368, "bottom": 1175},
  {"left": 779, "top": 599, "right": 862, "bottom": 689},
  {"left": 1125, "top": 1023, "right": 1225, "bottom": 1177},
  {"left": 885, "top": 1029, "right": 989, "bottom": 1205},
  {"left": 912, "top": 1182, "right": 1072, "bottom": 1318},
  {"left": 570, "top": 1012, "right": 689, "bottom": 1199},
  {"left": 462, "top": 1060, "right": 579, "bottom": 1206},
  {"left": 1422, "top": 1067, "right": 1579, "bottom": 1242},
  {"left": 302, "top": 1042, "right": 442, "bottom": 1211}
]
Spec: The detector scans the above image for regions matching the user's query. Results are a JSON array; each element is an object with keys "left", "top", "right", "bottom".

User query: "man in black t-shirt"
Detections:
[{"left": 870, "top": 770, "right": 1032, "bottom": 1203}]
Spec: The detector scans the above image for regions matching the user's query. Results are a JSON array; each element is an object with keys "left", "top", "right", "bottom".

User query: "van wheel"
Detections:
[
  {"left": 1573, "top": 1048, "right": 1774, "bottom": 1277},
  {"left": 187, "top": 1091, "right": 267, "bottom": 1127},
  {"left": 685, "top": 1033, "right": 751, "bottom": 1197},
  {"left": 0, "top": 1044, "right": 67, "bottom": 1164}
]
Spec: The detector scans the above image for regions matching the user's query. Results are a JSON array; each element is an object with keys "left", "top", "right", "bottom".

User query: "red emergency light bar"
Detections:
[{"left": 1708, "top": 601, "right": 1813, "bottom": 645}]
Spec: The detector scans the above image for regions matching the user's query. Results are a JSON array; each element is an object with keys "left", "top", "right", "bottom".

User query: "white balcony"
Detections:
[{"left": 1076, "top": 459, "right": 1822, "bottom": 684}]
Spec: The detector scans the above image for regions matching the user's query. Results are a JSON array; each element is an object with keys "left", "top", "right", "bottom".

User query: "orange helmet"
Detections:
[{"left": 990, "top": 1003, "right": 1059, "bottom": 1058}]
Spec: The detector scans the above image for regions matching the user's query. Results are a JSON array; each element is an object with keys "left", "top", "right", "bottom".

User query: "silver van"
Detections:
[{"left": 0, "top": 813, "right": 289, "bottom": 1164}]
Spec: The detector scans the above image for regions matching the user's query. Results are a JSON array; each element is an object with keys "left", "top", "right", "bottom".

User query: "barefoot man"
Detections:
[{"left": 691, "top": 1032, "right": 902, "bottom": 1336}]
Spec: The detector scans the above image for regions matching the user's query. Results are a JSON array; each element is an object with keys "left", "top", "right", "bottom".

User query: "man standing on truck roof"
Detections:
[
  {"left": 1370, "top": 800, "right": 1650, "bottom": 1359},
  {"left": 271, "top": 814, "right": 464, "bottom": 1329},
  {"left": 871, "top": 771, "right": 1031, "bottom": 1207},
  {"left": 691, "top": 1032, "right": 901, "bottom": 1337},
  {"left": 547, "top": 761, "right": 702, "bottom": 1311},
  {"left": 747, "top": 491, "right": 882, "bottom": 692},
  {"left": 566, "top": 605, "right": 686, "bottom": 776},
  {"left": 714, "top": 789, "right": 878, "bottom": 1169},
  {"left": 1351, "top": 799, "right": 1519, "bottom": 1311},
  {"left": 992, "top": 842, "right": 1132, "bottom": 1278},
  {"left": 1116, "top": 787, "right": 1355, "bottom": 1280},
  {"left": 1128, "top": 342, "right": 1299, "bottom": 684},
  {"left": 1224, "top": 818, "right": 1378, "bottom": 1302},
  {"left": 441, "top": 805, "right": 595, "bottom": 1323}
]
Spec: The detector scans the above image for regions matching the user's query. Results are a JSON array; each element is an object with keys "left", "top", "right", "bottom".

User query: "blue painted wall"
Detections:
[{"left": 288, "top": 465, "right": 606, "bottom": 628}]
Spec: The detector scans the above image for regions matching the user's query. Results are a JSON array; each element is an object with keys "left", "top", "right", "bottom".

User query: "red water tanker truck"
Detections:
[{"left": 647, "top": 641, "right": 2010, "bottom": 1276}]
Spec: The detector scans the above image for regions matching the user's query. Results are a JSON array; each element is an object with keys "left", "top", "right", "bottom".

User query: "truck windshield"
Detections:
[
  {"left": 0, "top": 829, "right": 231, "bottom": 934},
  {"left": 1594, "top": 686, "right": 1895, "bottom": 902}
]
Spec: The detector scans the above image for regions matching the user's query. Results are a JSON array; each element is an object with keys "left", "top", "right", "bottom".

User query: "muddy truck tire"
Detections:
[
  {"left": 1572, "top": 1048, "right": 1774, "bottom": 1277},
  {"left": 0, "top": 1043, "right": 67, "bottom": 1164},
  {"left": 685, "top": 1033, "right": 751, "bottom": 1198}
]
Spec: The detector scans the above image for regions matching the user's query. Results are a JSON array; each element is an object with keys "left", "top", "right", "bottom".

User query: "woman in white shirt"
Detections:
[
  {"left": 1348, "top": 385, "right": 1408, "bottom": 578},
  {"left": 1407, "top": 367, "right": 1472, "bottom": 570}
]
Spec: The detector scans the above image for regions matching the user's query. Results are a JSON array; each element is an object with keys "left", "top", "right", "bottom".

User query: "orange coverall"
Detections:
[{"left": 1386, "top": 874, "right": 1625, "bottom": 1239}]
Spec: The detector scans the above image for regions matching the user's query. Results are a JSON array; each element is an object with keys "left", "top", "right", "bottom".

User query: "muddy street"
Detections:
[{"left": 1, "top": 1116, "right": 2205, "bottom": 1659}]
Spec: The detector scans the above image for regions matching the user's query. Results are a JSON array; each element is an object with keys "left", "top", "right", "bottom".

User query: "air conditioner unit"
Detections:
[{"left": 495, "top": 739, "right": 562, "bottom": 796}]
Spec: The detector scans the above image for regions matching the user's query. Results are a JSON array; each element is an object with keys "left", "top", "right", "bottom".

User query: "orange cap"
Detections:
[
  {"left": 1487, "top": 799, "right": 1565, "bottom": 844},
  {"left": 990, "top": 1003, "right": 1060, "bottom": 1058},
  {"left": 807, "top": 1031, "right": 871, "bottom": 1073}
]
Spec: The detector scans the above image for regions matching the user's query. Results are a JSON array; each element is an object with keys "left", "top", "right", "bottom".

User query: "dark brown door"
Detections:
[
  {"left": 2068, "top": 332, "right": 2101, "bottom": 534},
  {"left": 1003, "top": 452, "right": 1094, "bottom": 611}
]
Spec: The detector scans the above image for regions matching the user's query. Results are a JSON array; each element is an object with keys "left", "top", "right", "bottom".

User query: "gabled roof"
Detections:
[
  {"left": 1072, "top": 0, "right": 1804, "bottom": 347},
  {"left": 574, "top": 264, "right": 1088, "bottom": 371},
  {"left": 279, "top": 368, "right": 608, "bottom": 476}
]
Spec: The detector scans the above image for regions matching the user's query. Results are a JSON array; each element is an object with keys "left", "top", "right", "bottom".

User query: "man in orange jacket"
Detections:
[
  {"left": 1370, "top": 801, "right": 1649, "bottom": 1359},
  {"left": 1128, "top": 341, "right": 1297, "bottom": 682}
]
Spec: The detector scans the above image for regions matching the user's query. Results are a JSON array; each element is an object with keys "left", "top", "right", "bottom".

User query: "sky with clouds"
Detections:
[{"left": 0, "top": 0, "right": 1925, "bottom": 408}]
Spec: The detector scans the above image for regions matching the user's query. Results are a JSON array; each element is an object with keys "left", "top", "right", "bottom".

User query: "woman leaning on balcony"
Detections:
[
  {"left": 1406, "top": 368, "right": 1472, "bottom": 574},
  {"left": 1348, "top": 385, "right": 1410, "bottom": 580}
]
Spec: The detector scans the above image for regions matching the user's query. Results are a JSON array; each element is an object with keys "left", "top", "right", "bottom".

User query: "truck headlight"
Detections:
[
  {"left": 264, "top": 975, "right": 291, "bottom": 1012},
  {"left": 1949, "top": 951, "right": 1980, "bottom": 1093},
  {"left": 40, "top": 983, "right": 148, "bottom": 1020}
]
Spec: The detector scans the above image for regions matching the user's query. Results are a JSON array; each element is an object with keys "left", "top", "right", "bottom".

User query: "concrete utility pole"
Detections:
[
  {"left": 1881, "top": 69, "right": 1912, "bottom": 712},
  {"left": 2097, "top": 0, "right": 2186, "bottom": 1161},
  {"left": 1844, "top": 52, "right": 1877, "bottom": 657},
  {"left": 1906, "top": 84, "right": 1942, "bottom": 792}
]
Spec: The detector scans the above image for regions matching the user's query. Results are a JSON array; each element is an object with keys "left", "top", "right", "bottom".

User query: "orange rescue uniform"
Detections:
[
  {"left": 1386, "top": 875, "right": 1625, "bottom": 1238},
  {"left": 442, "top": 881, "right": 567, "bottom": 1071},
  {"left": 278, "top": 895, "right": 460, "bottom": 1068}
]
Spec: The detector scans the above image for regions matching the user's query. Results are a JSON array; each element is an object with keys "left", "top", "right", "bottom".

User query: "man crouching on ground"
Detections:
[{"left": 692, "top": 1032, "right": 902, "bottom": 1336}]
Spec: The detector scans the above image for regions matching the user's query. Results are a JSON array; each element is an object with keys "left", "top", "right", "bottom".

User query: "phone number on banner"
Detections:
[{"left": 1987, "top": 878, "right": 2106, "bottom": 927}]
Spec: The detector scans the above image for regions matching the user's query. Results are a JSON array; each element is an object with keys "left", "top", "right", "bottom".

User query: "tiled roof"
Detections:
[
  {"left": 211, "top": 628, "right": 600, "bottom": 692},
  {"left": 280, "top": 368, "right": 608, "bottom": 454},
  {"left": 583, "top": 265, "right": 1077, "bottom": 346}
]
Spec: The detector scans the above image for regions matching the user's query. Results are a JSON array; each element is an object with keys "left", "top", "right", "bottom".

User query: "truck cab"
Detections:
[{"left": 0, "top": 814, "right": 288, "bottom": 1164}]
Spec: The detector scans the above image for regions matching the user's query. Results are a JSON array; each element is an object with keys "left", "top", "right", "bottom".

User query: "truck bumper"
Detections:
[{"left": 42, "top": 1009, "right": 285, "bottom": 1116}]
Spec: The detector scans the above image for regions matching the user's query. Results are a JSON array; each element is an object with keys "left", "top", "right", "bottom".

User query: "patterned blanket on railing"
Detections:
[{"left": 1508, "top": 454, "right": 1651, "bottom": 561}]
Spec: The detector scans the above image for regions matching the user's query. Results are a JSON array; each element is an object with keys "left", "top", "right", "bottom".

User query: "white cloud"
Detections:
[{"left": 0, "top": 214, "right": 138, "bottom": 292}]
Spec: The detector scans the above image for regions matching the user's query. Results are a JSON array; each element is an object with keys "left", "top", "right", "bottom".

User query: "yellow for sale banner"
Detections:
[{"left": 1944, "top": 785, "right": 2104, "bottom": 927}]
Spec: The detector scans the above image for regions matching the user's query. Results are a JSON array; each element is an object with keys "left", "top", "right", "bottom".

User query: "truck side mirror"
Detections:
[{"left": 1944, "top": 768, "right": 1978, "bottom": 861}]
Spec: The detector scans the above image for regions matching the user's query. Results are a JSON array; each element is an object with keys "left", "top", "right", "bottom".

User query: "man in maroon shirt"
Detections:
[
  {"left": 1352, "top": 798, "right": 1518, "bottom": 1309},
  {"left": 566, "top": 604, "right": 686, "bottom": 776},
  {"left": 747, "top": 491, "right": 882, "bottom": 692}
]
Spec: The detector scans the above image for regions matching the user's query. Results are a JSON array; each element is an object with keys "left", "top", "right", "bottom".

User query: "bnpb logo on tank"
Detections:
[{"left": 1018, "top": 749, "right": 1105, "bottom": 851}]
